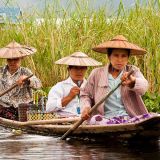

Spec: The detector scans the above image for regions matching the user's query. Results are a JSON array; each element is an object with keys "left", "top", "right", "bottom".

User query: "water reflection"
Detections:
[{"left": 0, "top": 127, "right": 160, "bottom": 160}]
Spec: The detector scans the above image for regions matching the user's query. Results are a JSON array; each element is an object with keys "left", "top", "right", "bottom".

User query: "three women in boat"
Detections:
[
  {"left": 81, "top": 35, "right": 151, "bottom": 125},
  {"left": 0, "top": 36, "right": 153, "bottom": 123},
  {"left": 0, "top": 42, "right": 42, "bottom": 120},
  {"left": 46, "top": 52, "right": 101, "bottom": 117}
]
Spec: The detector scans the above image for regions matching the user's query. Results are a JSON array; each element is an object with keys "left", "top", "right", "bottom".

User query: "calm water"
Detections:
[{"left": 0, "top": 127, "right": 160, "bottom": 160}]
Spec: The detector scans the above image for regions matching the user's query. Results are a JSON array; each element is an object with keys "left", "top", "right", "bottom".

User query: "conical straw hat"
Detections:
[
  {"left": 0, "top": 41, "right": 36, "bottom": 59},
  {"left": 92, "top": 35, "right": 146, "bottom": 55},
  {"left": 55, "top": 52, "right": 102, "bottom": 66}
]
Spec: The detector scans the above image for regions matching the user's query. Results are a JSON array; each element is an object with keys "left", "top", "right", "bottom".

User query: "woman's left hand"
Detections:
[{"left": 121, "top": 72, "right": 136, "bottom": 88}]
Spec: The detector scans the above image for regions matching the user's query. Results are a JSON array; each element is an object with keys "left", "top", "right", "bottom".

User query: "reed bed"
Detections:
[{"left": 0, "top": 0, "right": 160, "bottom": 96}]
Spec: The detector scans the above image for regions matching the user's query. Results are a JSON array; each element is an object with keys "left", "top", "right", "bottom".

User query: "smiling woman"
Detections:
[
  {"left": 46, "top": 51, "right": 101, "bottom": 117},
  {"left": 81, "top": 35, "right": 149, "bottom": 122},
  {"left": 68, "top": 66, "right": 87, "bottom": 83}
]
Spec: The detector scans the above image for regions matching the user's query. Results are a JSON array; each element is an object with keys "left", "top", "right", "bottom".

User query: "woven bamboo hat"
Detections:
[
  {"left": 55, "top": 52, "right": 102, "bottom": 66},
  {"left": 92, "top": 35, "right": 146, "bottom": 55},
  {"left": 0, "top": 41, "right": 36, "bottom": 59}
]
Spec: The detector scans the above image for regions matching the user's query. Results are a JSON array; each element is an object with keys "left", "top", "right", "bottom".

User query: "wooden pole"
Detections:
[
  {"left": 0, "top": 117, "right": 80, "bottom": 126},
  {"left": 61, "top": 70, "right": 134, "bottom": 140},
  {"left": 0, "top": 74, "right": 33, "bottom": 97}
]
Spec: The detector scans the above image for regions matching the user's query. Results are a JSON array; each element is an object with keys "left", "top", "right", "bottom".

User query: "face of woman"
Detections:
[
  {"left": 68, "top": 66, "right": 87, "bottom": 82},
  {"left": 108, "top": 49, "right": 129, "bottom": 71},
  {"left": 7, "top": 58, "right": 21, "bottom": 72}
]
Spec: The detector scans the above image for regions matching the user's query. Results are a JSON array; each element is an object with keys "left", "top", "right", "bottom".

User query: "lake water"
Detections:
[{"left": 0, "top": 127, "right": 160, "bottom": 160}]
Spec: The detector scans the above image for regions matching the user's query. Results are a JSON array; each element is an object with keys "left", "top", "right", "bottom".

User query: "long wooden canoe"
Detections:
[{"left": 0, "top": 116, "right": 160, "bottom": 141}]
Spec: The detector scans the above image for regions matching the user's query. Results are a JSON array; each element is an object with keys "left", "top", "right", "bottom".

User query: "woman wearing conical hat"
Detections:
[
  {"left": 0, "top": 41, "right": 42, "bottom": 120},
  {"left": 81, "top": 35, "right": 151, "bottom": 124},
  {"left": 46, "top": 52, "right": 101, "bottom": 117}
]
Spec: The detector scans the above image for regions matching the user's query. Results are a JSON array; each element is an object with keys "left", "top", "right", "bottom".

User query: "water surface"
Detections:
[{"left": 0, "top": 127, "right": 160, "bottom": 160}]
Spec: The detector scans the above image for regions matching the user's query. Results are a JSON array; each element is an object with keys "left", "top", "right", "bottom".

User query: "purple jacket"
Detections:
[{"left": 80, "top": 64, "right": 149, "bottom": 117}]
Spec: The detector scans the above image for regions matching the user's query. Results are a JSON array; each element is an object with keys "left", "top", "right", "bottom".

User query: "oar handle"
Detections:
[
  {"left": 60, "top": 69, "right": 134, "bottom": 140},
  {"left": 0, "top": 74, "right": 33, "bottom": 97}
]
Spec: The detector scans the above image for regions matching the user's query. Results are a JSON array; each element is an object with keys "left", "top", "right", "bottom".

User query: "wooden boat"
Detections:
[
  {"left": 0, "top": 115, "right": 160, "bottom": 141},
  {"left": 1, "top": 76, "right": 159, "bottom": 141}
]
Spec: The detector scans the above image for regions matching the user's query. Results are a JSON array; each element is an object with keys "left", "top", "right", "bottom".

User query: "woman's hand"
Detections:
[
  {"left": 68, "top": 86, "right": 80, "bottom": 99},
  {"left": 16, "top": 75, "right": 28, "bottom": 86},
  {"left": 121, "top": 72, "right": 136, "bottom": 88},
  {"left": 81, "top": 107, "right": 90, "bottom": 120},
  {"left": 62, "top": 87, "right": 80, "bottom": 107}
]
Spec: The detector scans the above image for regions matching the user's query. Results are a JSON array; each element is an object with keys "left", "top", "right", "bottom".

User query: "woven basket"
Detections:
[{"left": 27, "top": 111, "right": 58, "bottom": 121}]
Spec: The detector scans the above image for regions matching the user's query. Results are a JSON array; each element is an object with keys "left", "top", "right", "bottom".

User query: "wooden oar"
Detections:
[
  {"left": 61, "top": 70, "right": 134, "bottom": 140},
  {"left": 0, "top": 117, "right": 80, "bottom": 127},
  {"left": 0, "top": 74, "right": 33, "bottom": 97}
]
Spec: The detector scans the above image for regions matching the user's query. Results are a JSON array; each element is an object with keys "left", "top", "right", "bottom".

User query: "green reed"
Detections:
[{"left": 0, "top": 0, "right": 160, "bottom": 94}]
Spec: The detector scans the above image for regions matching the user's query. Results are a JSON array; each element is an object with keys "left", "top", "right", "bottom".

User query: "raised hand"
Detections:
[
  {"left": 68, "top": 86, "right": 80, "bottom": 99},
  {"left": 121, "top": 72, "right": 136, "bottom": 88}
]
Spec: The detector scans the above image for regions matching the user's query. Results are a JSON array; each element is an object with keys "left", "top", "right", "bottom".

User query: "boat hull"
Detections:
[{"left": 0, "top": 116, "right": 160, "bottom": 141}]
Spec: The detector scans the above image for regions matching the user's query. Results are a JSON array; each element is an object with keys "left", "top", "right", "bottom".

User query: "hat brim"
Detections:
[
  {"left": 92, "top": 40, "right": 146, "bottom": 55},
  {"left": 55, "top": 56, "right": 102, "bottom": 66},
  {"left": 0, "top": 42, "right": 36, "bottom": 59}
]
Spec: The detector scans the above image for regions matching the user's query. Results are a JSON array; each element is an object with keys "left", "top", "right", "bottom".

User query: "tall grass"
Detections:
[{"left": 0, "top": 0, "right": 160, "bottom": 93}]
